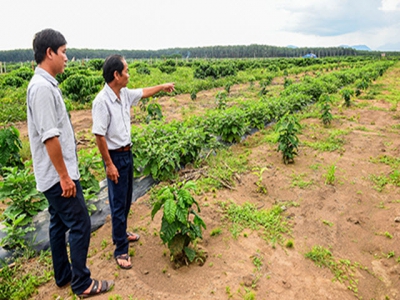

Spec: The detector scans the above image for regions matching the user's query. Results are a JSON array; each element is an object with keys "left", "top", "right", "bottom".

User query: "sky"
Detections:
[{"left": 1, "top": 0, "right": 400, "bottom": 52}]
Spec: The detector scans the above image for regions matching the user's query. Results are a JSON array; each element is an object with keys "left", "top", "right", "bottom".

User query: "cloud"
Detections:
[
  {"left": 277, "top": 0, "right": 395, "bottom": 37},
  {"left": 379, "top": 0, "right": 400, "bottom": 11}
]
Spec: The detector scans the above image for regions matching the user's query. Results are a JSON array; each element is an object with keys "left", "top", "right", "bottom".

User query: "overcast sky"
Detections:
[{"left": 1, "top": 0, "right": 400, "bottom": 51}]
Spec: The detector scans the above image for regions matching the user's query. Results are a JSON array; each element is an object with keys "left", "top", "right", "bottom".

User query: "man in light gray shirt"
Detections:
[{"left": 27, "top": 28, "right": 113, "bottom": 297}]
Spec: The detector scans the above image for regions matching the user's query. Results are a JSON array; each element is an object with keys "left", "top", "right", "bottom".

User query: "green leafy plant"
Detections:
[
  {"left": 252, "top": 167, "right": 268, "bottom": 194},
  {"left": 0, "top": 160, "right": 46, "bottom": 221},
  {"left": 190, "top": 90, "right": 197, "bottom": 101},
  {"left": 275, "top": 113, "right": 301, "bottom": 164},
  {"left": 323, "top": 163, "right": 337, "bottom": 185},
  {"left": 78, "top": 148, "right": 102, "bottom": 214},
  {"left": 60, "top": 73, "right": 102, "bottom": 104},
  {"left": 340, "top": 88, "right": 355, "bottom": 107},
  {"left": 215, "top": 90, "right": 228, "bottom": 110},
  {"left": 0, "top": 251, "right": 53, "bottom": 300},
  {"left": 318, "top": 93, "right": 333, "bottom": 126},
  {"left": 0, "top": 210, "right": 35, "bottom": 250},
  {"left": 151, "top": 181, "right": 206, "bottom": 266},
  {"left": 0, "top": 125, "right": 23, "bottom": 175},
  {"left": 205, "top": 108, "right": 249, "bottom": 143},
  {"left": 145, "top": 102, "right": 163, "bottom": 123}
]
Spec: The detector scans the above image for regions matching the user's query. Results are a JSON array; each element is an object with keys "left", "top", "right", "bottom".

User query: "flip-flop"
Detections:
[
  {"left": 77, "top": 279, "right": 114, "bottom": 298},
  {"left": 115, "top": 254, "right": 132, "bottom": 270},
  {"left": 127, "top": 232, "right": 140, "bottom": 243}
]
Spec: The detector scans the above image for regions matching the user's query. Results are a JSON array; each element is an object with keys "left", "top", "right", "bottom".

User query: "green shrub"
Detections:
[
  {"left": 0, "top": 126, "right": 23, "bottom": 174},
  {"left": 151, "top": 181, "right": 206, "bottom": 264}
]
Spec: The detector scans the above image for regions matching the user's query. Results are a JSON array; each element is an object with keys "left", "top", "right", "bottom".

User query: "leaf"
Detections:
[
  {"left": 184, "top": 246, "right": 196, "bottom": 262},
  {"left": 176, "top": 206, "right": 188, "bottom": 225},
  {"left": 163, "top": 198, "right": 177, "bottom": 224},
  {"left": 151, "top": 200, "right": 162, "bottom": 220}
]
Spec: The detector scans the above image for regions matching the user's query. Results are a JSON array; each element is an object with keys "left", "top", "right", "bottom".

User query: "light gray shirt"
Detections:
[
  {"left": 92, "top": 84, "right": 143, "bottom": 150},
  {"left": 27, "top": 67, "right": 79, "bottom": 192}
]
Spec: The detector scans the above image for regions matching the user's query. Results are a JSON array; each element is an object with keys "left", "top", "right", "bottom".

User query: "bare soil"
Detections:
[{"left": 15, "top": 68, "right": 400, "bottom": 299}]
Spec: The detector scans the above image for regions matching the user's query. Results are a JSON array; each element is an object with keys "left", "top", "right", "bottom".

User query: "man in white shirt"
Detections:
[{"left": 92, "top": 54, "right": 174, "bottom": 269}]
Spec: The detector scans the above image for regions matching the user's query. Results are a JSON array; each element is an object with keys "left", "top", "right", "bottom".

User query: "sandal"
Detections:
[
  {"left": 127, "top": 232, "right": 140, "bottom": 243},
  {"left": 77, "top": 279, "right": 114, "bottom": 298},
  {"left": 115, "top": 254, "right": 132, "bottom": 269}
]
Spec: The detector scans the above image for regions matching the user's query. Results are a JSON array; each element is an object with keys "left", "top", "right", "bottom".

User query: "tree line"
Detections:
[{"left": 0, "top": 44, "right": 397, "bottom": 62}]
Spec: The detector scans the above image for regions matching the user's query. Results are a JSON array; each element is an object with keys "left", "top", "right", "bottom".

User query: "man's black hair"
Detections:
[
  {"left": 32, "top": 28, "right": 67, "bottom": 64},
  {"left": 103, "top": 55, "right": 124, "bottom": 84}
]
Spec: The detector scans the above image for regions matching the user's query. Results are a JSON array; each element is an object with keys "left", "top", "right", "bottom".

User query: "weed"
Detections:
[
  {"left": 210, "top": 228, "right": 223, "bottom": 236},
  {"left": 219, "top": 201, "right": 291, "bottom": 247},
  {"left": 252, "top": 166, "right": 268, "bottom": 194},
  {"left": 291, "top": 173, "right": 313, "bottom": 189},
  {"left": 323, "top": 163, "right": 337, "bottom": 185},
  {"left": 322, "top": 220, "right": 334, "bottom": 227}
]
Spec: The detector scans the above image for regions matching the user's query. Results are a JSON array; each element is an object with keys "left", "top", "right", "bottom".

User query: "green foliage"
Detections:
[
  {"left": 190, "top": 90, "right": 197, "bottom": 101},
  {"left": 131, "top": 120, "right": 216, "bottom": 180},
  {"left": 2, "top": 75, "right": 25, "bottom": 88},
  {"left": 60, "top": 73, "right": 103, "bottom": 103},
  {"left": 0, "top": 160, "right": 46, "bottom": 250},
  {"left": 0, "top": 251, "right": 53, "bottom": 300},
  {"left": 204, "top": 107, "right": 249, "bottom": 143},
  {"left": 194, "top": 61, "right": 237, "bottom": 79},
  {"left": 0, "top": 211, "right": 35, "bottom": 250},
  {"left": 219, "top": 201, "right": 291, "bottom": 246},
  {"left": 145, "top": 103, "right": 163, "bottom": 124},
  {"left": 0, "top": 125, "right": 23, "bottom": 175},
  {"left": 12, "top": 67, "right": 34, "bottom": 81},
  {"left": 275, "top": 113, "right": 301, "bottom": 164},
  {"left": 0, "top": 160, "right": 46, "bottom": 220},
  {"left": 340, "top": 88, "right": 355, "bottom": 107},
  {"left": 151, "top": 181, "right": 206, "bottom": 263},
  {"left": 318, "top": 93, "right": 333, "bottom": 126},
  {"left": 305, "top": 245, "right": 365, "bottom": 297},
  {"left": 136, "top": 65, "right": 151, "bottom": 75},
  {"left": 215, "top": 90, "right": 228, "bottom": 110},
  {"left": 86, "top": 58, "right": 104, "bottom": 71},
  {"left": 78, "top": 148, "right": 102, "bottom": 215},
  {"left": 324, "top": 163, "right": 337, "bottom": 185}
]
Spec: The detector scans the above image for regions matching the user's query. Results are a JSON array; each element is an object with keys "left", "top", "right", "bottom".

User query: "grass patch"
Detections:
[
  {"left": 218, "top": 201, "right": 292, "bottom": 247},
  {"left": 305, "top": 245, "right": 369, "bottom": 297}
]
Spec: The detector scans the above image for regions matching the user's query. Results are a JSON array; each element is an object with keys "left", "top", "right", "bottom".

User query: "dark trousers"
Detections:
[
  {"left": 107, "top": 150, "right": 133, "bottom": 257},
  {"left": 43, "top": 180, "right": 91, "bottom": 295}
]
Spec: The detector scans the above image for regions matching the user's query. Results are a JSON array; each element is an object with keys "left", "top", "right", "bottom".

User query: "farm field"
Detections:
[{"left": 1, "top": 57, "right": 400, "bottom": 300}]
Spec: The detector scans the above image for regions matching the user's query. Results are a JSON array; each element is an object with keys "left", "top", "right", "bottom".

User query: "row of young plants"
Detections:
[
  {"left": 130, "top": 60, "right": 394, "bottom": 181},
  {"left": 0, "top": 56, "right": 391, "bottom": 124}
]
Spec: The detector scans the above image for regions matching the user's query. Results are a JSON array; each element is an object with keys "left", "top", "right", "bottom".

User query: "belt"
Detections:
[{"left": 110, "top": 145, "right": 131, "bottom": 152}]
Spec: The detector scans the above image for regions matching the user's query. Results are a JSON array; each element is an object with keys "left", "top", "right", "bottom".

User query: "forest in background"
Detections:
[{"left": 1, "top": 43, "right": 399, "bottom": 62}]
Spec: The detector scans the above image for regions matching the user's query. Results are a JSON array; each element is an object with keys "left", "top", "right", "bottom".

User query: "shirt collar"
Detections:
[
  {"left": 104, "top": 83, "right": 120, "bottom": 103},
  {"left": 35, "top": 66, "right": 59, "bottom": 87}
]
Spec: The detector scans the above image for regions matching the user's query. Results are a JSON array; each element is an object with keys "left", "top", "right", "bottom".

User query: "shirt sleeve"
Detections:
[
  {"left": 30, "top": 86, "right": 60, "bottom": 143},
  {"left": 126, "top": 88, "right": 143, "bottom": 107},
  {"left": 92, "top": 98, "right": 110, "bottom": 136}
]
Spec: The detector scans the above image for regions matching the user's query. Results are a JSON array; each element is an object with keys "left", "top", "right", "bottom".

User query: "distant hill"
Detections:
[
  {"left": 340, "top": 44, "right": 371, "bottom": 51},
  {"left": 286, "top": 45, "right": 298, "bottom": 49}
]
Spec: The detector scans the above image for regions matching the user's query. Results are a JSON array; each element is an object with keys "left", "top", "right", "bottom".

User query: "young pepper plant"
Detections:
[{"left": 151, "top": 181, "right": 206, "bottom": 265}]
